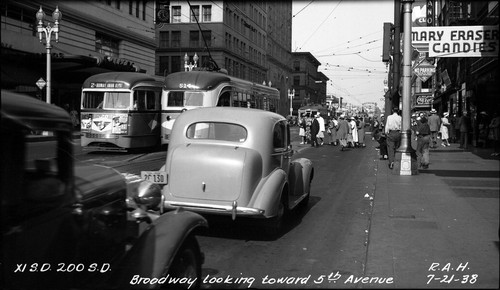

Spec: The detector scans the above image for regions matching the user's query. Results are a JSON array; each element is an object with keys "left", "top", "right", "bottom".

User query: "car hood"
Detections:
[
  {"left": 167, "top": 144, "right": 262, "bottom": 203},
  {"left": 74, "top": 163, "right": 126, "bottom": 203}
]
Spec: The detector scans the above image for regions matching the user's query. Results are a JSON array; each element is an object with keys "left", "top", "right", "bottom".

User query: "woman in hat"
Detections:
[
  {"left": 440, "top": 112, "right": 451, "bottom": 147},
  {"left": 347, "top": 116, "right": 358, "bottom": 148},
  {"left": 336, "top": 114, "right": 349, "bottom": 151}
]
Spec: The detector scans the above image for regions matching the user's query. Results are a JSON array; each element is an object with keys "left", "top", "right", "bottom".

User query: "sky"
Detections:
[{"left": 292, "top": 0, "right": 396, "bottom": 109}]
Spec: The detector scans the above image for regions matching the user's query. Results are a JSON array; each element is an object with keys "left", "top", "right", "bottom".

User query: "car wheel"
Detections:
[
  {"left": 165, "top": 236, "right": 202, "bottom": 289},
  {"left": 265, "top": 196, "right": 287, "bottom": 239}
]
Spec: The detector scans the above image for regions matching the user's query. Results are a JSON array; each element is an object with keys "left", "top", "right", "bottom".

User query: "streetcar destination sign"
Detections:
[{"left": 412, "top": 25, "right": 499, "bottom": 57}]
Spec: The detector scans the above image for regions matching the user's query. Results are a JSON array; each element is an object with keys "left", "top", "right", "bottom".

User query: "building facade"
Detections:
[
  {"left": 432, "top": 1, "right": 498, "bottom": 147},
  {"left": 155, "top": 1, "right": 293, "bottom": 116},
  {"left": 1, "top": 0, "right": 157, "bottom": 109},
  {"left": 291, "top": 52, "right": 329, "bottom": 113}
]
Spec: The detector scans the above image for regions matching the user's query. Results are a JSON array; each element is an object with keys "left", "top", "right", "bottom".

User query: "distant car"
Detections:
[
  {"left": 144, "top": 107, "right": 314, "bottom": 237},
  {"left": 1, "top": 90, "right": 207, "bottom": 289}
]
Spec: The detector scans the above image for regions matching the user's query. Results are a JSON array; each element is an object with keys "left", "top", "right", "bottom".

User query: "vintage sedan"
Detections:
[
  {"left": 1, "top": 91, "right": 207, "bottom": 290},
  {"left": 152, "top": 107, "right": 314, "bottom": 237}
]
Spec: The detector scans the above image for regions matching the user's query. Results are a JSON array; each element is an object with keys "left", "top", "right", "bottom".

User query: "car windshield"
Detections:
[{"left": 186, "top": 122, "right": 247, "bottom": 142}]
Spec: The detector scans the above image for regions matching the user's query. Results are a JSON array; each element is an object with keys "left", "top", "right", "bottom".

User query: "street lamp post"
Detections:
[
  {"left": 288, "top": 89, "right": 295, "bottom": 117},
  {"left": 184, "top": 53, "right": 198, "bottom": 71},
  {"left": 36, "top": 6, "right": 62, "bottom": 105}
]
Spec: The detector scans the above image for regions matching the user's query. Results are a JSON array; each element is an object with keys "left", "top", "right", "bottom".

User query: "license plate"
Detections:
[{"left": 141, "top": 171, "right": 167, "bottom": 184}]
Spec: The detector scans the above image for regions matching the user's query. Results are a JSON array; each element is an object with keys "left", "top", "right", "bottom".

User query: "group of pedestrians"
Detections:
[
  {"left": 327, "top": 114, "right": 366, "bottom": 150},
  {"left": 298, "top": 112, "right": 326, "bottom": 147},
  {"left": 298, "top": 113, "right": 367, "bottom": 150}
]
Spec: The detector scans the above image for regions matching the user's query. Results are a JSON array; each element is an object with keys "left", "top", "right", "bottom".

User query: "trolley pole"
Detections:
[{"left": 394, "top": 0, "right": 418, "bottom": 175}]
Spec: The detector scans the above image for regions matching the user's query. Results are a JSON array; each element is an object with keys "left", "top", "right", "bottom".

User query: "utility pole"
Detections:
[
  {"left": 393, "top": 0, "right": 418, "bottom": 175},
  {"left": 393, "top": 0, "right": 401, "bottom": 109}
]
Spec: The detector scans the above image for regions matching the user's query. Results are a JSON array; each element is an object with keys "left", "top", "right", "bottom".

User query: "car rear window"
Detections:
[{"left": 186, "top": 122, "right": 247, "bottom": 142}]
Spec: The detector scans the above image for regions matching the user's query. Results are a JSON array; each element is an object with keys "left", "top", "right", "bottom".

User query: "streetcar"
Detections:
[
  {"left": 160, "top": 69, "right": 280, "bottom": 144},
  {"left": 80, "top": 72, "right": 164, "bottom": 152}
]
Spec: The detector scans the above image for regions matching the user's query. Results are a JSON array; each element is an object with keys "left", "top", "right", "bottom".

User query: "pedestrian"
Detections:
[
  {"left": 371, "top": 116, "right": 380, "bottom": 140},
  {"left": 478, "top": 111, "right": 490, "bottom": 148},
  {"left": 458, "top": 112, "right": 471, "bottom": 149},
  {"left": 310, "top": 114, "right": 320, "bottom": 147},
  {"left": 298, "top": 114, "right": 307, "bottom": 144},
  {"left": 347, "top": 116, "right": 357, "bottom": 148},
  {"left": 453, "top": 113, "right": 460, "bottom": 143},
  {"left": 316, "top": 113, "right": 325, "bottom": 145},
  {"left": 357, "top": 116, "right": 366, "bottom": 147},
  {"left": 384, "top": 107, "right": 402, "bottom": 169},
  {"left": 488, "top": 111, "right": 500, "bottom": 156},
  {"left": 337, "top": 114, "right": 349, "bottom": 151},
  {"left": 415, "top": 115, "right": 431, "bottom": 169},
  {"left": 328, "top": 117, "right": 339, "bottom": 145},
  {"left": 428, "top": 109, "right": 441, "bottom": 148},
  {"left": 440, "top": 112, "right": 451, "bottom": 147}
]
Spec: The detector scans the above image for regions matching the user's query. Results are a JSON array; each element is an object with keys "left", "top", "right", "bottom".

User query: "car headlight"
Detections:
[{"left": 122, "top": 173, "right": 162, "bottom": 210}]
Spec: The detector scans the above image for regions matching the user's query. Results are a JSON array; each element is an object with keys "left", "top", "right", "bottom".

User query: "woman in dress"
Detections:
[
  {"left": 336, "top": 115, "right": 349, "bottom": 151},
  {"left": 298, "top": 114, "right": 307, "bottom": 144},
  {"left": 356, "top": 116, "right": 366, "bottom": 148},
  {"left": 440, "top": 112, "right": 451, "bottom": 147}
]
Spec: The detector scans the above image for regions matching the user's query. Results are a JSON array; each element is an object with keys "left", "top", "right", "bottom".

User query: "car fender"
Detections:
[
  {"left": 110, "top": 209, "right": 207, "bottom": 288},
  {"left": 248, "top": 168, "right": 287, "bottom": 218},
  {"left": 291, "top": 157, "right": 314, "bottom": 194}
]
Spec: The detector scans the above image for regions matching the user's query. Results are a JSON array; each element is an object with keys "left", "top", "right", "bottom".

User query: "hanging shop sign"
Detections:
[
  {"left": 413, "top": 60, "right": 435, "bottom": 82},
  {"left": 412, "top": 25, "right": 499, "bottom": 57}
]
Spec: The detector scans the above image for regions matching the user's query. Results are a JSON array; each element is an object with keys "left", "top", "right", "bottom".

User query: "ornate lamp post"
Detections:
[
  {"left": 184, "top": 53, "right": 198, "bottom": 71},
  {"left": 288, "top": 89, "right": 295, "bottom": 116},
  {"left": 36, "top": 6, "right": 62, "bottom": 105}
]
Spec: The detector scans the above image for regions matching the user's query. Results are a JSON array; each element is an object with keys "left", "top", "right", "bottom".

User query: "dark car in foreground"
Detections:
[{"left": 1, "top": 90, "right": 207, "bottom": 289}]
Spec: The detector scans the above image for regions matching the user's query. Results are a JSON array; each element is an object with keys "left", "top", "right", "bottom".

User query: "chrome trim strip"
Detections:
[{"left": 165, "top": 201, "right": 265, "bottom": 218}]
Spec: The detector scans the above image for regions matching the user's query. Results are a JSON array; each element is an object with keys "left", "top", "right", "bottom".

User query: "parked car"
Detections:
[
  {"left": 144, "top": 107, "right": 314, "bottom": 237},
  {"left": 1, "top": 90, "right": 207, "bottom": 290}
]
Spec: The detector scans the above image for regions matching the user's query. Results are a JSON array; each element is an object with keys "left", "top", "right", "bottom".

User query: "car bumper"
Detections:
[{"left": 164, "top": 201, "right": 265, "bottom": 220}]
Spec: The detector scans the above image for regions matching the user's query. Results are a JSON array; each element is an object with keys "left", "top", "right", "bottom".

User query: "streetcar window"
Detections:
[
  {"left": 134, "top": 89, "right": 160, "bottom": 110},
  {"left": 105, "top": 92, "right": 130, "bottom": 109},
  {"left": 82, "top": 92, "right": 104, "bottom": 109},
  {"left": 167, "top": 91, "right": 204, "bottom": 106},
  {"left": 217, "top": 91, "right": 231, "bottom": 107},
  {"left": 186, "top": 122, "right": 247, "bottom": 142},
  {"left": 184, "top": 92, "right": 203, "bottom": 106},
  {"left": 168, "top": 91, "right": 184, "bottom": 106}
]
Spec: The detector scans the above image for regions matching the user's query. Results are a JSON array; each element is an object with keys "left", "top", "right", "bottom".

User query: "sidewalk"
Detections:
[{"left": 364, "top": 139, "right": 499, "bottom": 288}]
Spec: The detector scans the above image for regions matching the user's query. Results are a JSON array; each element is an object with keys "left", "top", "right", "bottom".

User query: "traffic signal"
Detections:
[{"left": 382, "top": 22, "right": 394, "bottom": 62}]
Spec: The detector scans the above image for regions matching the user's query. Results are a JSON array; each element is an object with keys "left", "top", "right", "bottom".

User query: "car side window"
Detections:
[{"left": 273, "top": 122, "right": 286, "bottom": 149}]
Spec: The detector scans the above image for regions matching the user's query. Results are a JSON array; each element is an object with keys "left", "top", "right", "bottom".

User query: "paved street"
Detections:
[{"left": 32, "top": 130, "right": 500, "bottom": 288}]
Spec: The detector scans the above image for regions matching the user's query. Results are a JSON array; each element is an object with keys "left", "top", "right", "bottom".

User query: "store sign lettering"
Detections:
[{"left": 412, "top": 26, "right": 499, "bottom": 57}]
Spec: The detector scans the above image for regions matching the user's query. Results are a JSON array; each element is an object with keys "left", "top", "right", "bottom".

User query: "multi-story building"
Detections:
[
  {"left": 155, "top": 1, "right": 293, "bottom": 116},
  {"left": 432, "top": 1, "right": 498, "bottom": 147},
  {"left": 291, "top": 52, "right": 329, "bottom": 111},
  {"left": 1, "top": 0, "right": 157, "bottom": 109}
]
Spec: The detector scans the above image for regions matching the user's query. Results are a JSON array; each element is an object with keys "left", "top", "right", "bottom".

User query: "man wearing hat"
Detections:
[{"left": 428, "top": 109, "right": 441, "bottom": 148}]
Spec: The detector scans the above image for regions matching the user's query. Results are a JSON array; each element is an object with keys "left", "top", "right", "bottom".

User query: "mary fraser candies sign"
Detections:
[{"left": 412, "top": 26, "right": 498, "bottom": 57}]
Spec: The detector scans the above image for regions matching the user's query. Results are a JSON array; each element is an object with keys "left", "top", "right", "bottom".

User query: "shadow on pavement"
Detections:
[{"left": 419, "top": 169, "right": 500, "bottom": 178}]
